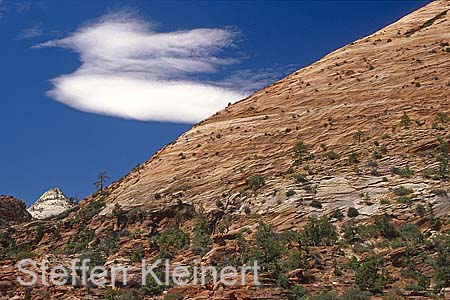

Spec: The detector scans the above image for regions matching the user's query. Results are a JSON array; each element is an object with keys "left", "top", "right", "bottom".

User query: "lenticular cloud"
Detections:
[{"left": 36, "top": 13, "right": 247, "bottom": 123}]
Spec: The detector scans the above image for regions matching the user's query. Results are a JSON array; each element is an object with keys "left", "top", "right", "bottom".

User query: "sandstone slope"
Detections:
[
  {"left": 97, "top": 1, "right": 450, "bottom": 219},
  {"left": 2, "top": 1, "right": 450, "bottom": 300}
]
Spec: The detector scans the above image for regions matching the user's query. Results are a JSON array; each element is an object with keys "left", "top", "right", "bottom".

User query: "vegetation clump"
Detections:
[
  {"left": 323, "top": 151, "right": 340, "bottom": 160},
  {"left": 293, "top": 140, "right": 313, "bottom": 165},
  {"left": 303, "top": 216, "right": 337, "bottom": 246},
  {"left": 154, "top": 227, "right": 189, "bottom": 258},
  {"left": 246, "top": 174, "right": 265, "bottom": 191},
  {"left": 353, "top": 256, "right": 394, "bottom": 294},
  {"left": 391, "top": 166, "right": 413, "bottom": 178},
  {"left": 348, "top": 207, "right": 360, "bottom": 218},
  {"left": 400, "top": 112, "right": 411, "bottom": 128},
  {"left": 286, "top": 189, "right": 296, "bottom": 197},
  {"left": 191, "top": 211, "right": 213, "bottom": 256},
  {"left": 310, "top": 199, "right": 322, "bottom": 209},
  {"left": 348, "top": 152, "right": 360, "bottom": 165},
  {"left": 353, "top": 130, "right": 366, "bottom": 144},
  {"left": 394, "top": 186, "right": 413, "bottom": 196}
]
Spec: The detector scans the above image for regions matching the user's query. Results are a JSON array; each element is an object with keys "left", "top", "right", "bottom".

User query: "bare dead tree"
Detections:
[{"left": 93, "top": 171, "right": 110, "bottom": 192}]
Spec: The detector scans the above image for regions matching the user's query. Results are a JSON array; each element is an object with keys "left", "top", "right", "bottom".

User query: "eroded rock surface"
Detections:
[
  {"left": 0, "top": 195, "right": 31, "bottom": 228},
  {"left": 28, "top": 188, "right": 75, "bottom": 220},
  {"left": 2, "top": 1, "right": 450, "bottom": 299}
]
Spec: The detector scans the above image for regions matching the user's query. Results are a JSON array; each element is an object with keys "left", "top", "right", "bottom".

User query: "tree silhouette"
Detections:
[
  {"left": 94, "top": 171, "right": 110, "bottom": 192},
  {"left": 353, "top": 130, "right": 365, "bottom": 144},
  {"left": 400, "top": 112, "right": 411, "bottom": 128}
]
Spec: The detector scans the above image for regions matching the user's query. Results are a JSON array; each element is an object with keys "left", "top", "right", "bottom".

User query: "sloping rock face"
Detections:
[
  {"left": 2, "top": 2, "right": 450, "bottom": 300},
  {"left": 95, "top": 0, "right": 450, "bottom": 218},
  {"left": 27, "top": 188, "right": 75, "bottom": 219},
  {"left": 0, "top": 196, "right": 31, "bottom": 228}
]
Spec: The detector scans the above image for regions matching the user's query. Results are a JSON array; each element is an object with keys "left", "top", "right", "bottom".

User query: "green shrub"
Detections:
[
  {"left": 340, "top": 287, "right": 372, "bottom": 300},
  {"left": 372, "top": 151, "right": 383, "bottom": 159},
  {"left": 95, "top": 228, "right": 120, "bottom": 256},
  {"left": 249, "top": 222, "right": 282, "bottom": 273},
  {"left": 323, "top": 151, "right": 340, "bottom": 160},
  {"left": 398, "top": 223, "right": 424, "bottom": 244},
  {"left": 353, "top": 243, "right": 372, "bottom": 254},
  {"left": 129, "top": 246, "right": 144, "bottom": 263},
  {"left": 287, "top": 285, "right": 308, "bottom": 300},
  {"left": 217, "top": 217, "right": 231, "bottom": 234},
  {"left": 435, "top": 154, "right": 450, "bottom": 179},
  {"left": 356, "top": 224, "right": 378, "bottom": 240},
  {"left": 155, "top": 228, "right": 189, "bottom": 258},
  {"left": 293, "top": 174, "right": 308, "bottom": 183},
  {"left": 396, "top": 196, "right": 411, "bottom": 204},
  {"left": 35, "top": 224, "right": 44, "bottom": 244},
  {"left": 120, "top": 289, "right": 140, "bottom": 300},
  {"left": 331, "top": 209, "right": 344, "bottom": 220},
  {"left": 191, "top": 212, "right": 212, "bottom": 256},
  {"left": 415, "top": 204, "right": 426, "bottom": 217},
  {"left": 286, "top": 190, "right": 296, "bottom": 197},
  {"left": 394, "top": 186, "right": 413, "bottom": 196},
  {"left": 65, "top": 227, "right": 95, "bottom": 254},
  {"left": 126, "top": 208, "right": 147, "bottom": 223},
  {"left": 303, "top": 216, "right": 337, "bottom": 246},
  {"left": 342, "top": 223, "right": 358, "bottom": 243},
  {"left": 353, "top": 130, "right": 366, "bottom": 144},
  {"left": 355, "top": 257, "right": 393, "bottom": 294},
  {"left": 281, "top": 249, "right": 309, "bottom": 271},
  {"left": 78, "top": 248, "right": 106, "bottom": 271},
  {"left": 370, "top": 168, "right": 380, "bottom": 176},
  {"left": 14, "top": 250, "right": 37, "bottom": 260},
  {"left": 293, "top": 140, "right": 313, "bottom": 165},
  {"left": 247, "top": 175, "right": 265, "bottom": 191},
  {"left": 348, "top": 152, "right": 360, "bottom": 165},
  {"left": 367, "top": 160, "right": 378, "bottom": 167},
  {"left": 310, "top": 199, "right": 322, "bottom": 209},
  {"left": 112, "top": 203, "right": 125, "bottom": 218},
  {"left": 103, "top": 289, "right": 118, "bottom": 300},
  {"left": 434, "top": 233, "right": 450, "bottom": 291},
  {"left": 382, "top": 289, "right": 404, "bottom": 300},
  {"left": 391, "top": 166, "right": 413, "bottom": 178},
  {"left": 380, "top": 198, "right": 390, "bottom": 205},
  {"left": 436, "top": 112, "right": 449, "bottom": 123},
  {"left": 400, "top": 112, "right": 411, "bottom": 128},
  {"left": 141, "top": 267, "right": 167, "bottom": 296},
  {"left": 164, "top": 293, "right": 184, "bottom": 300},
  {"left": 374, "top": 214, "right": 398, "bottom": 239},
  {"left": 348, "top": 207, "right": 360, "bottom": 218},
  {"left": 215, "top": 199, "right": 225, "bottom": 209}
]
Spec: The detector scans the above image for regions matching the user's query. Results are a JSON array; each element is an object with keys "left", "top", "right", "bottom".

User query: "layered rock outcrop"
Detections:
[
  {"left": 94, "top": 0, "right": 450, "bottom": 219},
  {"left": 0, "top": 195, "right": 31, "bottom": 228},
  {"left": 27, "top": 188, "right": 75, "bottom": 219},
  {"left": 2, "top": 1, "right": 450, "bottom": 299}
]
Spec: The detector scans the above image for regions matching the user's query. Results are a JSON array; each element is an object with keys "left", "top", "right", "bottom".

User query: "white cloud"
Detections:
[
  {"left": 48, "top": 74, "right": 244, "bottom": 123},
  {"left": 36, "top": 12, "right": 254, "bottom": 123}
]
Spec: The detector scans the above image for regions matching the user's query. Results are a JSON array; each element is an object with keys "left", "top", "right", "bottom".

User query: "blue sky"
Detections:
[{"left": 0, "top": 0, "right": 429, "bottom": 205}]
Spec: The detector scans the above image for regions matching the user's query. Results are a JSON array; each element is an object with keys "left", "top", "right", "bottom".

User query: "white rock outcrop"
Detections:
[{"left": 27, "top": 188, "right": 75, "bottom": 219}]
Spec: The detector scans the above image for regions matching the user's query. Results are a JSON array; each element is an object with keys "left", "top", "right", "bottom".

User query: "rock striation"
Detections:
[
  {"left": 2, "top": 1, "right": 450, "bottom": 299},
  {"left": 96, "top": 0, "right": 450, "bottom": 219},
  {"left": 27, "top": 188, "right": 75, "bottom": 219}
]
